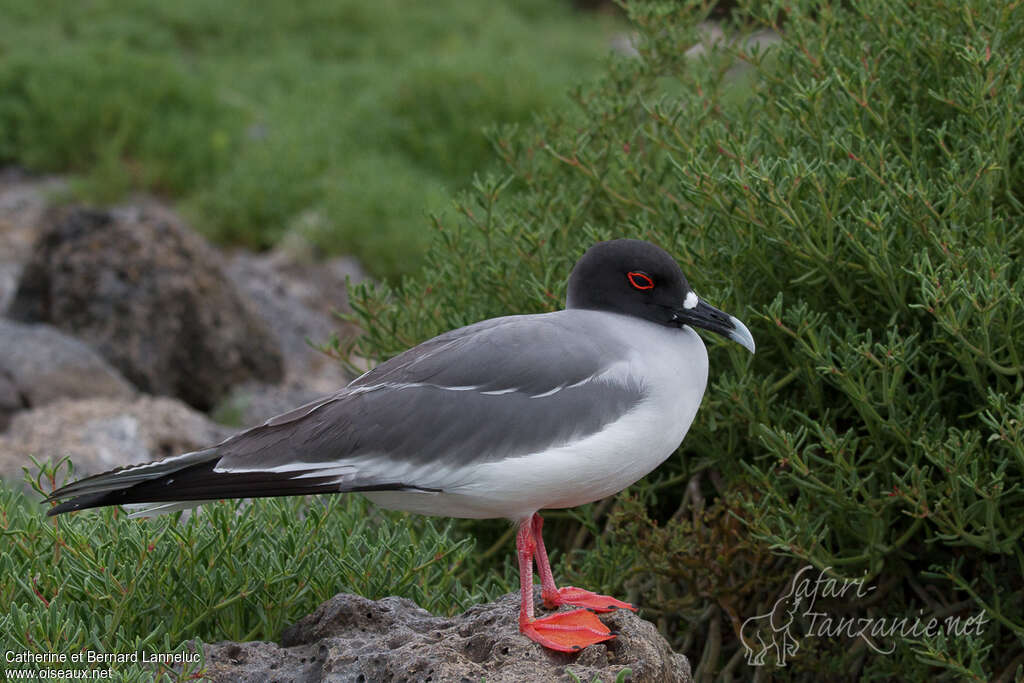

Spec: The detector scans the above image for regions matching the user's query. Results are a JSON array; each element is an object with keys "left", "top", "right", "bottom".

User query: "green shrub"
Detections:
[
  {"left": 341, "top": 0, "right": 1023, "bottom": 678},
  {"left": 0, "top": 48, "right": 235, "bottom": 198},
  {"left": 0, "top": 0, "right": 619, "bottom": 278},
  {"left": 0, "top": 461, "right": 508, "bottom": 681}
]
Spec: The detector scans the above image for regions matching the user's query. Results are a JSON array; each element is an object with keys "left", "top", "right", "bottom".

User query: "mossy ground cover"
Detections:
[{"left": 0, "top": 0, "right": 621, "bottom": 279}]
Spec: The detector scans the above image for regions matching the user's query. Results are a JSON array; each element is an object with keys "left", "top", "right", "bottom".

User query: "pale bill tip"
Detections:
[{"left": 728, "top": 315, "right": 756, "bottom": 354}]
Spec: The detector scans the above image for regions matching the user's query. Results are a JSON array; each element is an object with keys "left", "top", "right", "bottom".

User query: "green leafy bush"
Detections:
[
  {"left": 1, "top": 461, "right": 508, "bottom": 681},
  {"left": 341, "top": 0, "right": 1023, "bottom": 679}
]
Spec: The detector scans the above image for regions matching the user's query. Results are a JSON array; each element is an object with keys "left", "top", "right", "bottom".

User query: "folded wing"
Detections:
[{"left": 46, "top": 312, "right": 645, "bottom": 515}]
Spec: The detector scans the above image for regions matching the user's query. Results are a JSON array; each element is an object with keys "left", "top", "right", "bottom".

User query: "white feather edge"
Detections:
[{"left": 124, "top": 500, "right": 215, "bottom": 518}]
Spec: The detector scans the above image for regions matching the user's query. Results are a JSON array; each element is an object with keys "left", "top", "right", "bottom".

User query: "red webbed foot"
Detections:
[
  {"left": 520, "top": 608, "right": 616, "bottom": 652},
  {"left": 543, "top": 586, "right": 637, "bottom": 613}
]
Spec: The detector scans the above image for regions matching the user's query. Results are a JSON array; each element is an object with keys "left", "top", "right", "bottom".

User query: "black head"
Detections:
[
  {"left": 567, "top": 239, "right": 692, "bottom": 323},
  {"left": 566, "top": 239, "right": 755, "bottom": 353}
]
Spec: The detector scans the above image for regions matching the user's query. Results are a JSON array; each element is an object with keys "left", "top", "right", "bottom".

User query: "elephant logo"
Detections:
[{"left": 740, "top": 567, "right": 811, "bottom": 666}]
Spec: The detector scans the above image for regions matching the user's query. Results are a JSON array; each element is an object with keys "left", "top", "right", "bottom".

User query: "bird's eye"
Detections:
[{"left": 627, "top": 271, "right": 654, "bottom": 290}]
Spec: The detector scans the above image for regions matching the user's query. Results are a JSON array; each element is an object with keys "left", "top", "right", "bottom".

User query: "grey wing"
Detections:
[
  {"left": 45, "top": 313, "right": 645, "bottom": 513},
  {"left": 216, "top": 312, "right": 647, "bottom": 475}
]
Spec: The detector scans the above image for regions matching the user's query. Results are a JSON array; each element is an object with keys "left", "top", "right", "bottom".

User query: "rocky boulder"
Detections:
[
  {"left": 0, "top": 169, "right": 67, "bottom": 314},
  {"left": 0, "top": 372, "right": 20, "bottom": 430},
  {"left": 0, "top": 320, "right": 135, "bottom": 428},
  {"left": 0, "top": 396, "right": 234, "bottom": 485},
  {"left": 202, "top": 591, "right": 691, "bottom": 683},
  {"left": 225, "top": 241, "right": 364, "bottom": 393},
  {"left": 7, "top": 206, "right": 284, "bottom": 411},
  {"left": 218, "top": 240, "right": 364, "bottom": 425}
]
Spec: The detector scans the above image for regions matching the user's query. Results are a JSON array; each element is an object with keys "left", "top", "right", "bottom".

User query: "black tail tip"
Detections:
[
  {"left": 43, "top": 491, "right": 112, "bottom": 517},
  {"left": 44, "top": 501, "right": 72, "bottom": 517}
]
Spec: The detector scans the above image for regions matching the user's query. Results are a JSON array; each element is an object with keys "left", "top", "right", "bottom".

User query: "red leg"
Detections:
[
  {"left": 531, "top": 513, "right": 559, "bottom": 603},
  {"left": 531, "top": 512, "right": 636, "bottom": 613},
  {"left": 516, "top": 518, "right": 615, "bottom": 652},
  {"left": 517, "top": 518, "right": 539, "bottom": 624}
]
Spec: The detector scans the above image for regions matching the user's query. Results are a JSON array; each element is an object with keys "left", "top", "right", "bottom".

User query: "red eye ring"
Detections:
[{"left": 628, "top": 271, "right": 654, "bottom": 290}]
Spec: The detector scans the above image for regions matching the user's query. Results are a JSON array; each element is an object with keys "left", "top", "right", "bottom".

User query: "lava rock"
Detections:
[
  {"left": 212, "top": 381, "right": 329, "bottom": 430},
  {"left": 7, "top": 206, "right": 284, "bottom": 410},
  {"left": 202, "top": 591, "right": 691, "bottom": 683},
  {"left": 0, "top": 370, "right": 21, "bottom": 431},
  {"left": 216, "top": 239, "right": 364, "bottom": 426},
  {"left": 225, "top": 242, "right": 364, "bottom": 395},
  {"left": 0, "top": 320, "right": 135, "bottom": 427},
  {"left": 0, "top": 170, "right": 67, "bottom": 314},
  {"left": 0, "top": 396, "right": 234, "bottom": 485}
]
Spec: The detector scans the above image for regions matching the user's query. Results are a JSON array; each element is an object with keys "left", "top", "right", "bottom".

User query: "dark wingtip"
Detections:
[
  {"left": 45, "top": 500, "right": 76, "bottom": 517},
  {"left": 43, "top": 491, "right": 116, "bottom": 517}
]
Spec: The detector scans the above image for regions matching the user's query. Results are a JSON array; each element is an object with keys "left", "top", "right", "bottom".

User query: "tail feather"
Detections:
[
  {"left": 44, "top": 448, "right": 218, "bottom": 504},
  {"left": 44, "top": 450, "right": 439, "bottom": 517}
]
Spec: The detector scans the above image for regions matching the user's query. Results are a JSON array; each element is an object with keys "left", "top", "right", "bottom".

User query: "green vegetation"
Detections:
[
  {"left": 339, "top": 0, "right": 1023, "bottom": 679},
  {"left": 1, "top": 460, "right": 510, "bottom": 681},
  {"left": 0, "top": 0, "right": 620, "bottom": 278},
  {"left": 3, "top": 0, "right": 1022, "bottom": 680}
]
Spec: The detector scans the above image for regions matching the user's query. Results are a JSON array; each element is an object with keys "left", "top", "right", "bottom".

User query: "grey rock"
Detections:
[
  {"left": 0, "top": 261, "right": 21, "bottom": 315},
  {"left": 225, "top": 238, "right": 364, "bottom": 396},
  {"left": 202, "top": 591, "right": 691, "bottom": 683},
  {"left": 610, "top": 32, "right": 641, "bottom": 59},
  {"left": 0, "top": 170, "right": 67, "bottom": 314},
  {"left": 213, "top": 381, "right": 327, "bottom": 429},
  {"left": 7, "top": 206, "right": 284, "bottom": 410},
  {"left": 0, "top": 396, "right": 234, "bottom": 485},
  {"left": 0, "top": 320, "right": 135, "bottom": 426},
  {"left": 216, "top": 235, "right": 367, "bottom": 426},
  {"left": 0, "top": 370, "right": 22, "bottom": 430}
]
